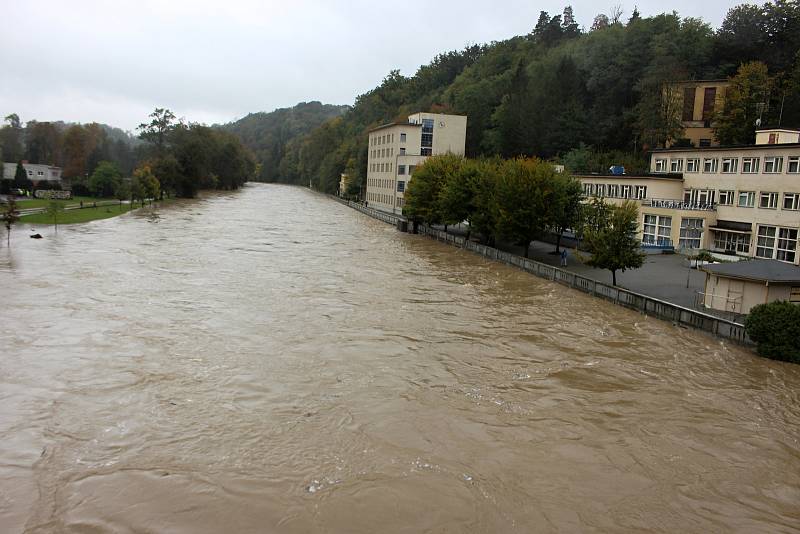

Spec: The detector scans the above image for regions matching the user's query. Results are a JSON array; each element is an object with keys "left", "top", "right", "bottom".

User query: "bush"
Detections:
[{"left": 745, "top": 301, "right": 800, "bottom": 364}]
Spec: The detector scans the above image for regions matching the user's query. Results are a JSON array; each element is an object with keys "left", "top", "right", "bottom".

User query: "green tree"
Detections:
[
  {"left": 493, "top": 158, "right": 559, "bottom": 258},
  {"left": 403, "top": 154, "right": 463, "bottom": 225},
  {"left": 550, "top": 175, "right": 583, "bottom": 252},
  {"left": 745, "top": 301, "right": 800, "bottom": 364},
  {"left": 584, "top": 200, "right": 645, "bottom": 285},
  {"left": 89, "top": 161, "right": 122, "bottom": 198},
  {"left": 138, "top": 108, "right": 177, "bottom": 155},
  {"left": 2, "top": 197, "right": 20, "bottom": 246},
  {"left": 714, "top": 61, "right": 774, "bottom": 145},
  {"left": 44, "top": 200, "right": 64, "bottom": 232},
  {"left": 467, "top": 158, "right": 501, "bottom": 245},
  {"left": 115, "top": 180, "right": 131, "bottom": 210},
  {"left": 133, "top": 165, "right": 161, "bottom": 205},
  {"left": 13, "top": 161, "right": 31, "bottom": 192}
]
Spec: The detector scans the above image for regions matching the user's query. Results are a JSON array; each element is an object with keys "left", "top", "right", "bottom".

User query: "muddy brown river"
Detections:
[{"left": 1, "top": 184, "right": 798, "bottom": 533}]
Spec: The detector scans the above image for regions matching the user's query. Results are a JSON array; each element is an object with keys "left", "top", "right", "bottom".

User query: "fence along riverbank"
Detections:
[{"left": 334, "top": 197, "right": 750, "bottom": 345}]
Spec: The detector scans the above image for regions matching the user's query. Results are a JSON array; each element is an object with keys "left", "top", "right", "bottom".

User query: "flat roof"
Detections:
[
  {"left": 701, "top": 259, "right": 800, "bottom": 283},
  {"left": 652, "top": 142, "right": 800, "bottom": 153},
  {"left": 368, "top": 122, "right": 421, "bottom": 133},
  {"left": 576, "top": 173, "right": 684, "bottom": 181}
]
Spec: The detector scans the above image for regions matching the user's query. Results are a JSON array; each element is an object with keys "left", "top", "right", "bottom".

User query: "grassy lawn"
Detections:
[
  {"left": 16, "top": 196, "right": 105, "bottom": 209},
  {"left": 21, "top": 203, "right": 136, "bottom": 225}
]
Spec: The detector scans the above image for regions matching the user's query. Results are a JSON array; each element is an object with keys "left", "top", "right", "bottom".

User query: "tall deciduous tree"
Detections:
[
  {"left": 714, "top": 61, "right": 774, "bottom": 145},
  {"left": 584, "top": 200, "right": 645, "bottom": 286},
  {"left": 138, "top": 108, "right": 177, "bottom": 155},
  {"left": 493, "top": 158, "right": 559, "bottom": 258},
  {"left": 89, "top": 161, "right": 122, "bottom": 198},
  {"left": 550, "top": 175, "right": 584, "bottom": 253},
  {"left": 403, "top": 153, "right": 463, "bottom": 225}
]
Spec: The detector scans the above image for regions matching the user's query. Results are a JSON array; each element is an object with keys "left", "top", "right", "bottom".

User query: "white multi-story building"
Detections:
[
  {"left": 365, "top": 112, "right": 467, "bottom": 214},
  {"left": 577, "top": 128, "right": 800, "bottom": 266}
]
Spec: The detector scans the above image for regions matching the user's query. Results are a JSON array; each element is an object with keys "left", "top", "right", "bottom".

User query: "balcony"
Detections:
[{"left": 643, "top": 198, "right": 716, "bottom": 211}]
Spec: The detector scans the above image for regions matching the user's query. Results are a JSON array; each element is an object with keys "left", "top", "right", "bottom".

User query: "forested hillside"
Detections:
[
  {"left": 264, "top": 2, "right": 800, "bottom": 194},
  {"left": 221, "top": 102, "right": 348, "bottom": 182}
]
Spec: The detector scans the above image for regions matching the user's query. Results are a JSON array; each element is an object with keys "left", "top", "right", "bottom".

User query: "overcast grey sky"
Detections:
[{"left": 0, "top": 0, "right": 737, "bottom": 131}]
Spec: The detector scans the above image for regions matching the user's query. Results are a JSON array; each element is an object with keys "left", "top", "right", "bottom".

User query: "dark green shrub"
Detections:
[{"left": 745, "top": 301, "right": 800, "bottom": 364}]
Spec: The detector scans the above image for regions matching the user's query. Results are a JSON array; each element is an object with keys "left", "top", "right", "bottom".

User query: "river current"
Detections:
[{"left": 1, "top": 184, "right": 798, "bottom": 533}]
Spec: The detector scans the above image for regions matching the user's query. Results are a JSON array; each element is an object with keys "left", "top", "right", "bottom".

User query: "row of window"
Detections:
[
  {"left": 583, "top": 183, "right": 647, "bottom": 199},
  {"left": 642, "top": 215, "right": 709, "bottom": 250},
  {"left": 367, "top": 192, "right": 393, "bottom": 204},
  {"left": 367, "top": 178, "right": 408, "bottom": 192},
  {"left": 585, "top": 182, "right": 800, "bottom": 212},
  {"left": 712, "top": 189, "right": 799, "bottom": 210},
  {"left": 371, "top": 147, "right": 398, "bottom": 159},
  {"left": 370, "top": 162, "right": 394, "bottom": 173},
  {"left": 642, "top": 214, "right": 799, "bottom": 262},
  {"left": 654, "top": 155, "right": 798, "bottom": 174},
  {"left": 370, "top": 132, "right": 408, "bottom": 146}
]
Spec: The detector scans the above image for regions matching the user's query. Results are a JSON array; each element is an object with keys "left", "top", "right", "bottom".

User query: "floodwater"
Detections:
[{"left": 1, "top": 184, "right": 798, "bottom": 533}]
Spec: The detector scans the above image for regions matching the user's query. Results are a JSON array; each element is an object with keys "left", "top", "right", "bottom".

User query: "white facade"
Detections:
[
  {"left": 365, "top": 113, "right": 467, "bottom": 214},
  {"left": 2, "top": 162, "right": 63, "bottom": 183},
  {"left": 579, "top": 129, "right": 800, "bottom": 265}
]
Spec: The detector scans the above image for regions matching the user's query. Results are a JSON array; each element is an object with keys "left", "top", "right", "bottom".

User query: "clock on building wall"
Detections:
[{"left": 439, "top": 121, "right": 445, "bottom": 127}]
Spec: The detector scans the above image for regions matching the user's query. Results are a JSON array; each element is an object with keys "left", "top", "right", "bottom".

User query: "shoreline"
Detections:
[{"left": 332, "top": 195, "right": 751, "bottom": 346}]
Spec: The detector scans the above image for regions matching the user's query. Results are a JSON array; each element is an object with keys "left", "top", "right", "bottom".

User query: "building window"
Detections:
[
  {"left": 686, "top": 158, "right": 700, "bottom": 173},
  {"left": 738, "top": 191, "right": 755, "bottom": 207},
  {"left": 27, "top": 170, "right": 33, "bottom": 176},
  {"left": 788, "top": 156, "right": 800, "bottom": 173},
  {"left": 703, "top": 158, "right": 718, "bottom": 173},
  {"left": 421, "top": 148, "right": 432, "bottom": 156},
  {"left": 596, "top": 184, "right": 605, "bottom": 197},
  {"left": 397, "top": 181, "right": 405, "bottom": 193},
  {"left": 756, "top": 225, "right": 777, "bottom": 258},
  {"left": 685, "top": 189, "right": 715, "bottom": 206},
  {"left": 408, "top": 165, "right": 416, "bottom": 176},
  {"left": 718, "top": 190, "right": 735, "bottom": 206},
  {"left": 790, "top": 287, "right": 800, "bottom": 303},
  {"left": 699, "top": 139, "right": 712, "bottom": 147},
  {"left": 679, "top": 218, "right": 704, "bottom": 249},
  {"left": 635, "top": 185, "right": 647, "bottom": 199},
  {"left": 400, "top": 133, "right": 406, "bottom": 142},
  {"left": 654, "top": 159, "right": 667, "bottom": 172},
  {"left": 759, "top": 192, "right": 779, "bottom": 209},
  {"left": 714, "top": 231, "right": 750, "bottom": 254},
  {"left": 398, "top": 165, "right": 406, "bottom": 175},
  {"left": 643, "top": 214, "right": 672, "bottom": 246},
  {"left": 721, "top": 157, "right": 738, "bottom": 173},
  {"left": 608, "top": 184, "right": 619, "bottom": 198},
  {"left": 777, "top": 228, "right": 798, "bottom": 262},
  {"left": 783, "top": 192, "right": 800, "bottom": 210},
  {"left": 400, "top": 148, "right": 406, "bottom": 155},
  {"left": 670, "top": 159, "right": 683, "bottom": 172},
  {"left": 621, "top": 185, "right": 631, "bottom": 199},
  {"left": 37, "top": 170, "right": 44, "bottom": 176},
  {"left": 742, "top": 157, "right": 760, "bottom": 173},
  {"left": 764, "top": 156, "right": 783, "bottom": 173}
]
